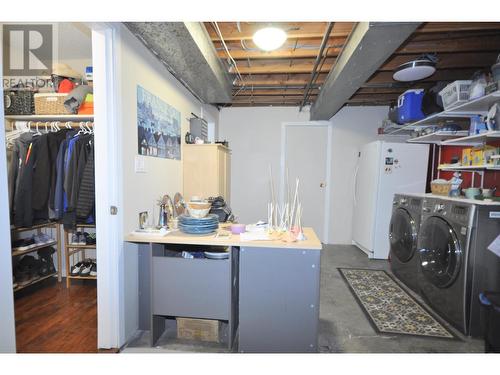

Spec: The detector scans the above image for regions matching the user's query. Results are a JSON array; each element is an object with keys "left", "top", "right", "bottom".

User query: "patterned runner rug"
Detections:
[{"left": 338, "top": 268, "right": 456, "bottom": 339}]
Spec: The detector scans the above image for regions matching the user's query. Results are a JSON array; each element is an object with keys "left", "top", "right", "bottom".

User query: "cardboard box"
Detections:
[
  {"left": 462, "top": 148, "right": 473, "bottom": 166},
  {"left": 176, "top": 317, "right": 219, "bottom": 343},
  {"left": 472, "top": 145, "right": 497, "bottom": 166}
]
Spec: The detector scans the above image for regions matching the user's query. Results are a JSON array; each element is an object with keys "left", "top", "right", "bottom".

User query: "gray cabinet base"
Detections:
[{"left": 238, "top": 247, "right": 321, "bottom": 353}]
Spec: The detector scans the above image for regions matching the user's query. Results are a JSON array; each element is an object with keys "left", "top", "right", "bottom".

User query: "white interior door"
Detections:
[{"left": 283, "top": 124, "right": 329, "bottom": 242}]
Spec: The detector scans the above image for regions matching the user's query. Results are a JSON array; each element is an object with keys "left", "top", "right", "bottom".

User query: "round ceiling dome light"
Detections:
[
  {"left": 252, "top": 27, "right": 287, "bottom": 51},
  {"left": 393, "top": 59, "right": 436, "bottom": 82}
]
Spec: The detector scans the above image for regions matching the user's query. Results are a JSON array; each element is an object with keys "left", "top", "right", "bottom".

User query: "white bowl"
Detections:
[{"left": 187, "top": 207, "right": 211, "bottom": 219}]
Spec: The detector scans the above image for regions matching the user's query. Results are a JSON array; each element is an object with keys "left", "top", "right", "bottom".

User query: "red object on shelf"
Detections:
[{"left": 57, "top": 79, "right": 75, "bottom": 94}]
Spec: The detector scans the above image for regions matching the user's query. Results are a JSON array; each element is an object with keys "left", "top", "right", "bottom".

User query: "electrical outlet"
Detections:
[{"left": 135, "top": 156, "right": 146, "bottom": 173}]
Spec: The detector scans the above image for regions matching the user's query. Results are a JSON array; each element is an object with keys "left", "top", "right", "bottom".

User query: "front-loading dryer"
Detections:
[
  {"left": 417, "top": 198, "right": 475, "bottom": 335},
  {"left": 389, "top": 194, "right": 424, "bottom": 293}
]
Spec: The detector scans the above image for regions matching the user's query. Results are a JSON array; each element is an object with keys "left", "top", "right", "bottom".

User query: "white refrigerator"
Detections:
[{"left": 352, "top": 140, "right": 429, "bottom": 259}]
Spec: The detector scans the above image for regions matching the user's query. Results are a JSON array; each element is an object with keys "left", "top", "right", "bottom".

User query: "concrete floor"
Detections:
[{"left": 123, "top": 245, "right": 484, "bottom": 353}]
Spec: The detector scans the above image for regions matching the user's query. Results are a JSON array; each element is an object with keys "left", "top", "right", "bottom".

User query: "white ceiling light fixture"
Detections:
[
  {"left": 252, "top": 27, "right": 287, "bottom": 51},
  {"left": 393, "top": 55, "right": 437, "bottom": 82}
]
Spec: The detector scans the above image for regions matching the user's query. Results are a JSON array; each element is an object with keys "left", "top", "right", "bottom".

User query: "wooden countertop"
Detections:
[{"left": 124, "top": 227, "right": 322, "bottom": 250}]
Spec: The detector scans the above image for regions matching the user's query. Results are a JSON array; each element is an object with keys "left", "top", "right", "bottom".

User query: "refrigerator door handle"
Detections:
[{"left": 353, "top": 164, "right": 360, "bottom": 206}]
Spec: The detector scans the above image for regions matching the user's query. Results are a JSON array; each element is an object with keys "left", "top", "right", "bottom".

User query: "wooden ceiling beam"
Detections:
[
  {"left": 217, "top": 47, "right": 341, "bottom": 60},
  {"left": 205, "top": 22, "right": 354, "bottom": 41},
  {"left": 396, "top": 34, "right": 500, "bottom": 54},
  {"left": 229, "top": 60, "right": 334, "bottom": 74},
  {"left": 235, "top": 73, "right": 328, "bottom": 87},
  {"left": 233, "top": 89, "right": 318, "bottom": 96},
  {"left": 415, "top": 22, "right": 500, "bottom": 34}
]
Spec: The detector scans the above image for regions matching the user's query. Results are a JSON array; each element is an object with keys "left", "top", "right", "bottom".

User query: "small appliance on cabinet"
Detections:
[
  {"left": 389, "top": 194, "right": 424, "bottom": 293},
  {"left": 352, "top": 141, "right": 429, "bottom": 259}
]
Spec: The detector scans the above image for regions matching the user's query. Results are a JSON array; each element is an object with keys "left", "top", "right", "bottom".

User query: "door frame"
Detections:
[
  {"left": 280, "top": 121, "right": 332, "bottom": 244},
  {"left": 91, "top": 23, "right": 124, "bottom": 350},
  {"left": 0, "top": 29, "right": 17, "bottom": 352}
]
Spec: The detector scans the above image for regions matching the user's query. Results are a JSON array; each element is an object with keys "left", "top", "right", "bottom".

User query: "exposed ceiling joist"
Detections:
[
  {"left": 206, "top": 22, "right": 354, "bottom": 41},
  {"left": 310, "top": 22, "right": 421, "bottom": 120}
]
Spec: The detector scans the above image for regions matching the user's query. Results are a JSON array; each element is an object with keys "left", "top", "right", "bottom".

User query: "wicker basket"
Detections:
[
  {"left": 34, "top": 93, "right": 70, "bottom": 115},
  {"left": 431, "top": 181, "right": 452, "bottom": 196}
]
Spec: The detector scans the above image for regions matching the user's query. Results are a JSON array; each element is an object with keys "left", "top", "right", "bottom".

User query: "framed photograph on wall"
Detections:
[{"left": 137, "top": 85, "right": 181, "bottom": 160}]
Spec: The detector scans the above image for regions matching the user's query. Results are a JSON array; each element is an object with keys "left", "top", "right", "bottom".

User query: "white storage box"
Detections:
[{"left": 439, "top": 80, "right": 472, "bottom": 110}]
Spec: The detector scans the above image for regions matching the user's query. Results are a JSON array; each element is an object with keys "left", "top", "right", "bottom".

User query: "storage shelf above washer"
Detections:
[
  {"left": 388, "top": 90, "right": 500, "bottom": 135},
  {"left": 441, "top": 131, "right": 500, "bottom": 146},
  {"left": 407, "top": 130, "right": 469, "bottom": 144}
]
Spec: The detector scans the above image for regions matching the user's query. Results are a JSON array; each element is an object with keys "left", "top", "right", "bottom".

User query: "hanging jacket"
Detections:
[
  {"left": 47, "top": 130, "right": 70, "bottom": 213},
  {"left": 76, "top": 140, "right": 95, "bottom": 220},
  {"left": 32, "top": 133, "right": 50, "bottom": 222},
  {"left": 13, "top": 133, "right": 40, "bottom": 227},
  {"left": 54, "top": 132, "right": 74, "bottom": 219},
  {"left": 7, "top": 135, "right": 26, "bottom": 220}
]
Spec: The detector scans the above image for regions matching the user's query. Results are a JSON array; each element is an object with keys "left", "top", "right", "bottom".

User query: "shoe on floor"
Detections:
[{"left": 70, "top": 261, "right": 85, "bottom": 275}]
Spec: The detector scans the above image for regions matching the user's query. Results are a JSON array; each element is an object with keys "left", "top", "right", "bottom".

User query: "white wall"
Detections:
[
  {"left": 218, "top": 107, "right": 309, "bottom": 224},
  {"left": 219, "top": 105, "right": 388, "bottom": 245},
  {"left": 116, "top": 24, "right": 219, "bottom": 345}
]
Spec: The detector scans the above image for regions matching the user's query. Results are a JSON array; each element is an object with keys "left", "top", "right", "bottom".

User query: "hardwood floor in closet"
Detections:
[{"left": 15, "top": 279, "right": 97, "bottom": 353}]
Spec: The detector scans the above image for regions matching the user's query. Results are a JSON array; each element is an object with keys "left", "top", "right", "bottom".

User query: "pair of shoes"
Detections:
[
  {"left": 70, "top": 232, "right": 87, "bottom": 246},
  {"left": 14, "top": 255, "right": 40, "bottom": 285},
  {"left": 70, "top": 259, "right": 96, "bottom": 277},
  {"left": 11, "top": 237, "right": 36, "bottom": 251},
  {"left": 37, "top": 247, "right": 56, "bottom": 276},
  {"left": 86, "top": 233, "right": 96, "bottom": 246},
  {"left": 32, "top": 233, "right": 55, "bottom": 246}
]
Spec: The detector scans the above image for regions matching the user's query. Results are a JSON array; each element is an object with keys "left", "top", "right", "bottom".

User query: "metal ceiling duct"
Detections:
[{"left": 125, "top": 22, "right": 233, "bottom": 104}]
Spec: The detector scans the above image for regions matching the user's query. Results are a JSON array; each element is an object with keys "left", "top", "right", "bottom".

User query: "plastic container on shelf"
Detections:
[
  {"left": 439, "top": 80, "right": 472, "bottom": 110},
  {"left": 396, "top": 89, "right": 425, "bottom": 124}
]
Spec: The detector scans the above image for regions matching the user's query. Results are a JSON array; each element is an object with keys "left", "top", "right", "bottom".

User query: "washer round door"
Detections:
[
  {"left": 417, "top": 216, "right": 462, "bottom": 288},
  {"left": 389, "top": 208, "right": 417, "bottom": 263}
]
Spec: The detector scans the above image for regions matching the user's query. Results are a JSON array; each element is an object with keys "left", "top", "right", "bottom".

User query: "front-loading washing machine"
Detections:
[
  {"left": 417, "top": 197, "right": 476, "bottom": 335},
  {"left": 389, "top": 194, "right": 424, "bottom": 293},
  {"left": 417, "top": 197, "right": 500, "bottom": 336}
]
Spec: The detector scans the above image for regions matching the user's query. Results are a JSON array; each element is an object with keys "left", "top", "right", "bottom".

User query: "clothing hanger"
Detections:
[
  {"left": 85, "top": 121, "right": 93, "bottom": 134},
  {"left": 35, "top": 121, "right": 42, "bottom": 135},
  {"left": 65, "top": 121, "right": 72, "bottom": 129},
  {"left": 54, "top": 121, "right": 61, "bottom": 131}
]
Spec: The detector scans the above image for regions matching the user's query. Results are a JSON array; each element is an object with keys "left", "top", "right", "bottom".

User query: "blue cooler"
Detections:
[{"left": 397, "top": 89, "right": 425, "bottom": 124}]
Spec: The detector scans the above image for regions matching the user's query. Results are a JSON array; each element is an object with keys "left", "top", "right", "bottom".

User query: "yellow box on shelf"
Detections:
[
  {"left": 471, "top": 145, "right": 498, "bottom": 166},
  {"left": 462, "top": 148, "right": 473, "bottom": 166}
]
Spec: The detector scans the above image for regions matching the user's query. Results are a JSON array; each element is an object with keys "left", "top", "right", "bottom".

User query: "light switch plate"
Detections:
[{"left": 135, "top": 155, "right": 146, "bottom": 173}]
